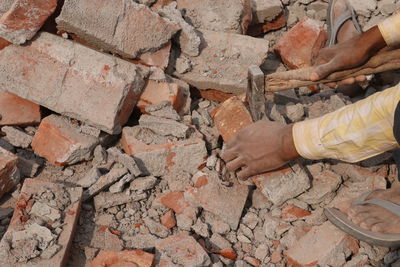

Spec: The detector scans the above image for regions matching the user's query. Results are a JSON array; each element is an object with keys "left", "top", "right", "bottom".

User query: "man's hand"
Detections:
[
  {"left": 311, "top": 26, "right": 387, "bottom": 83},
  {"left": 221, "top": 121, "right": 299, "bottom": 180}
]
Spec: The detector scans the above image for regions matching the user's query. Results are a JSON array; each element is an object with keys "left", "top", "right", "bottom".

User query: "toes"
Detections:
[
  {"left": 359, "top": 217, "right": 381, "bottom": 230},
  {"left": 371, "top": 223, "right": 387, "bottom": 233},
  {"left": 226, "top": 157, "right": 245, "bottom": 172},
  {"left": 237, "top": 167, "right": 252, "bottom": 181}
]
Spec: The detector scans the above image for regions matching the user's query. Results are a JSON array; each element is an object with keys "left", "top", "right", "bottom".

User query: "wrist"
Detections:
[
  {"left": 280, "top": 124, "right": 300, "bottom": 162},
  {"left": 358, "top": 26, "right": 387, "bottom": 56}
]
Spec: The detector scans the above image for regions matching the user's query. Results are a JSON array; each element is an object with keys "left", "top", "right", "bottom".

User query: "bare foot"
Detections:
[{"left": 345, "top": 187, "right": 400, "bottom": 234}]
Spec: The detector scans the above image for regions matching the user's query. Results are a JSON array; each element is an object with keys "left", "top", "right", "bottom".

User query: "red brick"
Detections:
[
  {"left": 3, "top": 178, "right": 82, "bottom": 266},
  {"left": 0, "top": 32, "right": 148, "bottom": 134},
  {"left": 211, "top": 96, "right": 253, "bottom": 142},
  {"left": 0, "top": 37, "right": 10, "bottom": 50},
  {"left": 120, "top": 126, "right": 207, "bottom": 177},
  {"left": 285, "top": 221, "right": 359, "bottom": 267},
  {"left": 184, "top": 178, "right": 249, "bottom": 230},
  {"left": 56, "top": 0, "right": 179, "bottom": 59},
  {"left": 244, "top": 256, "right": 261, "bottom": 266},
  {"left": 138, "top": 42, "right": 171, "bottom": 70},
  {"left": 160, "top": 210, "right": 176, "bottom": 229},
  {"left": 0, "top": 91, "right": 41, "bottom": 126},
  {"left": 281, "top": 205, "right": 311, "bottom": 222},
  {"left": 90, "top": 250, "right": 155, "bottom": 267},
  {"left": 137, "top": 80, "right": 185, "bottom": 114},
  {"left": 248, "top": 12, "right": 286, "bottom": 37},
  {"left": 32, "top": 115, "right": 98, "bottom": 166},
  {"left": 197, "top": 89, "right": 234, "bottom": 103},
  {"left": 0, "top": 0, "right": 57, "bottom": 44},
  {"left": 271, "top": 250, "right": 282, "bottom": 263},
  {"left": 274, "top": 17, "right": 327, "bottom": 69},
  {"left": 0, "top": 147, "right": 19, "bottom": 198},
  {"left": 161, "top": 191, "right": 191, "bottom": 215}
]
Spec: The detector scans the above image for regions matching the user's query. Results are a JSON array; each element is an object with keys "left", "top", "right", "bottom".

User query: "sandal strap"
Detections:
[{"left": 327, "top": 10, "right": 352, "bottom": 46}]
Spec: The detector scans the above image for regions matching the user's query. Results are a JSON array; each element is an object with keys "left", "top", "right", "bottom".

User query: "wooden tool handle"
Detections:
[{"left": 265, "top": 49, "right": 400, "bottom": 92}]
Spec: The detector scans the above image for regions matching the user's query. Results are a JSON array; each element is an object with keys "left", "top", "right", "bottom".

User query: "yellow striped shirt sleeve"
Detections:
[
  {"left": 378, "top": 13, "right": 400, "bottom": 47},
  {"left": 292, "top": 84, "right": 400, "bottom": 162}
]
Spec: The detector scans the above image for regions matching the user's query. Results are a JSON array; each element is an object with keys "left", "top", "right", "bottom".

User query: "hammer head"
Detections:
[{"left": 246, "top": 65, "right": 266, "bottom": 121}]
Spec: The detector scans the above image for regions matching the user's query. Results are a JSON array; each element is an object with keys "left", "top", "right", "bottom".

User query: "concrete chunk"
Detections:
[
  {"left": 83, "top": 166, "right": 128, "bottom": 201},
  {"left": 252, "top": 164, "right": 311, "bottom": 206},
  {"left": 94, "top": 191, "right": 147, "bottom": 210},
  {"left": 56, "top": 0, "right": 180, "bottom": 59},
  {"left": 155, "top": 232, "right": 211, "bottom": 267},
  {"left": 0, "top": 32, "right": 148, "bottom": 134},
  {"left": 174, "top": 29, "right": 269, "bottom": 94}
]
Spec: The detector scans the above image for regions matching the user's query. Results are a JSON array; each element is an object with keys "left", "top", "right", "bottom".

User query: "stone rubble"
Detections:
[{"left": 0, "top": 0, "right": 398, "bottom": 266}]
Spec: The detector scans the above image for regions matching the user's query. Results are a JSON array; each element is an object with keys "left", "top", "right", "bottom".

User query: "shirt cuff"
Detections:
[
  {"left": 378, "top": 13, "right": 400, "bottom": 47},
  {"left": 292, "top": 118, "right": 325, "bottom": 160}
]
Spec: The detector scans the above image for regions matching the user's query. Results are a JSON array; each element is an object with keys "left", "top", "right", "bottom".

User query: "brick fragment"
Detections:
[
  {"left": 174, "top": 29, "right": 269, "bottom": 95},
  {"left": 56, "top": 0, "right": 179, "bottom": 59},
  {"left": 121, "top": 126, "right": 207, "bottom": 176},
  {"left": 248, "top": 12, "right": 286, "bottom": 36},
  {"left": 251, "top": 0, "right": 283, "bottom": 24},
  {"left": 281, "top": 205, "right": 311, "bottom": 222},
  {"left": 274, "top": 17, "right": 327, "bottom": 69},
  {"left": 0, "top": 0, "right": 57, "bottom": 44},
  {"left": 90, "top": 249, "right": 154, "bottom": 267},
  {"left": 298, "top": 167, "right": 342, "bottom": 205},
  {"left": 0, "top": 178, "right": 82, "bottom": 266},
  {"left": 137, "top": 80, "right": 185, "bottom": 114},
  {"left": 32, "top": 115, "right": 98, "bottom": 166},
  {"left": 285, "top": 221, "right": 358, "bottom": 267},
  {"left": 0, "top": 32, "right": 148, "bottom": 134},
  {"left": 160, "top": 210, "right": 176, "bottom": 229},
  {"left": 94, "top": 191, "right": 147, "bottom": 210},
  {"left": 184, "top": 174, "right": 249, "bottom": 230},
  {"left": 83, "top": 166, "right": 128, "bottom": 201},
  {"left": 0, "top": 147, "right": 19, "bottom": 198},
  {"left": 211, "top": 96, "right": 253, "bottom": 142},
  {"left": 0, "top": 91, "right": 41, "bottom": 126},
  {"left": 155, "top": 232, "right": 211, "bottom": 267},
  {"left": 252, "top": 164, "right": 310, "bottom": 206}
]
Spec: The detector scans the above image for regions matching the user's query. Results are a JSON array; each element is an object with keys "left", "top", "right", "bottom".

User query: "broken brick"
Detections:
[
  {"left": 0, "top": 0, "right": 57, "bottom": 44},
  {"left": 0, "top": 178, "right": 82, "bottom": 266},
  {"left": 285, "top": 221, "right": 359, "bottom": 267},
  {"left": 56, "top": 0, "right": 179, "bottom": 59},
  {"left": 137, "top": 80, "right": 185, "bottom": 114},
  {"left": 252, "top": 164, "right": 310, "bottom": 206},
  {"left": 121, "top": 126, "right": 207, "bottom": 176},
  {"left": 274, "top": 17, "right": 327, "bottom": 69},
  {"left": 160, "top": 210, "right": 176, "bottom": 229},
  {"left": 160, "top": 191, "right": 194, "bottom": 216},
  {"left": 138, "top": 41, "right": 172, "bottom": 70},
  {"left": 211, "top": 96, "right": 253, "bottom": 142},
  {"left": 174, "top": 29, "right": 269, "bottom": 95},
  {"left": 0, "top": 91, "right": 41, "bottom": 126},
  {"left": 0, "top": 147, "right": 19, "bottom": 198},
  {"left": 32, "top": 115, "right": 98, "bottom": 166},
  {"left": 281, "top": 205, "right": 311, "bottom": 222},
  {"left": 155, "top": 232, "right": 211, "bottom": 266},
  {"left": 0, "top": 32, "right": 148, "bottom": 134},
  {"left": 248, "top": 12, "right": 287, "bottom": 36},
  {"left": 90, "top": 249, "right": 155, "bottom": 267},
  {"left": 184, "top": 174, "right": 249, "bottom": 230}
]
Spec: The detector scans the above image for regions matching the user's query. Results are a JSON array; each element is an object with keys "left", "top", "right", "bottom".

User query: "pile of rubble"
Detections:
[{"left": 0, "top": 0, "right": 399, "bottom": 266}]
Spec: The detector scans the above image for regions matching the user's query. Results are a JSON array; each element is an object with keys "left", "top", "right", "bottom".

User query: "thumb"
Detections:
[{"left": 310, "top": 60, "right": 338, "bottom": 81}]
